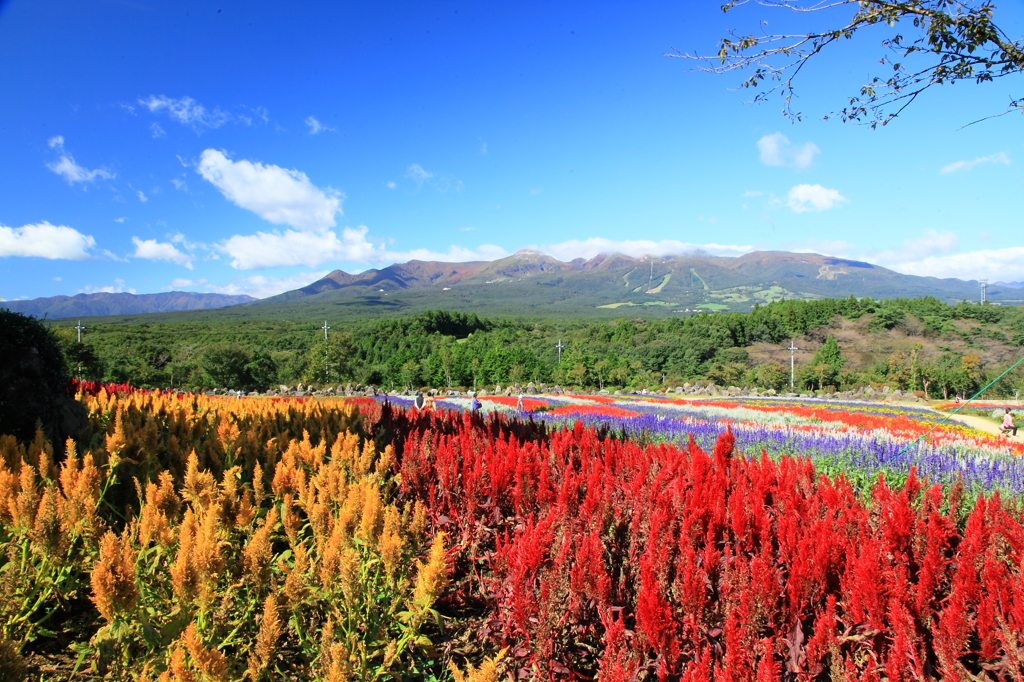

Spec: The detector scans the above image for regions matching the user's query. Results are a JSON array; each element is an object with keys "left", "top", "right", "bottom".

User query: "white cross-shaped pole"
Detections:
[
  {"left": 555, "top": 339, "right": 565, "bottom": 365},
  {"left": 786, "top": 340, "right": 800, "bottom": 389},
  {"left": 75, "top": 320, "right": 85, "bottom": 343},
  {"left": 322, "top": 320, "right": 330, "bottom": 340}
]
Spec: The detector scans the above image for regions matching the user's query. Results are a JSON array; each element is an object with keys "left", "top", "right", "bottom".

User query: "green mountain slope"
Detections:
[
  {"left": 252, "top": 250, "right": 1021, "bottom": 316},
  {"left": 1, "top": 291, "right": 255, "bottom": 319}
]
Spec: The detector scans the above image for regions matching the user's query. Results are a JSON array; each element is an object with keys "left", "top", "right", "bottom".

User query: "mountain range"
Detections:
[
  {"left": 254, "top": 249, "right": 1019, "bottom": 315},
  {"left": 6, "top": 250, "right": 1018, "bottom": 323},
  {"left": 1, "top": 291, "right": 255, "bottom": 319}
]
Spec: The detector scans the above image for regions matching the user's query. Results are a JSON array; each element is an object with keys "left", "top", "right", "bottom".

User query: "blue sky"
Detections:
[{"left": 2, "top": 0, "right": 1022, "bottom": 300}]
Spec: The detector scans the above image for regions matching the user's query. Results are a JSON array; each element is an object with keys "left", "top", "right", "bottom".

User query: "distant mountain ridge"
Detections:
[
  {"left": 1, "top": 291, "right": 255, "bottom": 319},
  {"left": 255, "top": 249, "right": 1017, "bottom": 314}
]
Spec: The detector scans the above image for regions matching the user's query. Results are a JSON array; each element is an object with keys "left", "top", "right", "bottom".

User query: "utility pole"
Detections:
[
  {"left": 321, "top": 321, "right": 331, "bottom": 384},
  {"left": 980, "top": 279, "right": 988, "bottom": 304},
  {"left": 75, "top": 320, "right": 85, "bottom": 343},
  {"left": 555, "top": 339, "right": 565, "bottom": 365},
  {"left": 786, "top": 340, "right": 800, "bottom": 389}
]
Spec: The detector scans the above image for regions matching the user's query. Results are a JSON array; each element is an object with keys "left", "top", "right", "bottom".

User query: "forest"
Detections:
[{"left": 49, "top": 296, "right": 1024, "bottom": 398}]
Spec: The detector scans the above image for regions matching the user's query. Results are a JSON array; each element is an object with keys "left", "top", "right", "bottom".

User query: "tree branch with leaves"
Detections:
[{"left": 672, "top": 0, "right": 1024, "bottom": 127}]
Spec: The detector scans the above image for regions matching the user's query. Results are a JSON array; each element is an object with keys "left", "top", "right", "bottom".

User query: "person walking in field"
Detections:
[
  {"left": 1003, "top": 408, "right": 1018, "bottom": 437},
  {"left": 423, "top": 392, "right": 436, "bottom": 411},
  {"left": 414, "top": 392, "right": 425, "bottom": 410}
]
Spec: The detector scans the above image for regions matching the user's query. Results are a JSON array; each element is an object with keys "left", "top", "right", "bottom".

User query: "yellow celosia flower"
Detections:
[
  {"left": 411, "top": 532, "right": 448, "bottom": 612},
  {"left": 448, "top": 648, "right": 508, "bottom": 682}
]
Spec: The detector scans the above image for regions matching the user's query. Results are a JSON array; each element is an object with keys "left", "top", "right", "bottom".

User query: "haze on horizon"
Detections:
[{"left": 1, "top": 0, "right": 1022, "bottom": 301}]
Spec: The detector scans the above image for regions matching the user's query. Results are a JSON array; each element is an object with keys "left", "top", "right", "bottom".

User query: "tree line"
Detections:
[{"left": 51, "top": 297, "right": 1024, "bottom": 397}]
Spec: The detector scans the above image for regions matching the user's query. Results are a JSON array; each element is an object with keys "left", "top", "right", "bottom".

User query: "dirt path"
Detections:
[{"left": 916, "top": 403, "right": 1017, "bottom": 439}]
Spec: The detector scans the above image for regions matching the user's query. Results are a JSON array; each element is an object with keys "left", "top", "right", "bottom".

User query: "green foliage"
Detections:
[
  {"left": 52, "top": 328, "right": 104, "bottom": 381},
  {"left": 45, "top": 298, "right": 1024, "bottom": 396},
  {"left": 868, "top": 304, "right": 906, "bottom": 331},
  {"left": 201, "top": 343, "right": 279, "bottom": 392},
  {"left": 302, "top": 333, "right": 355, "bottom": 385},
  {"left": 752, "top": 361, "right": 788, "bottom": 392},
  {"left": 807, "top": 336, "right": 845, "bottom": 390},
  {"left": 0, "top": 310, "right": 69, "bottom": 396}
]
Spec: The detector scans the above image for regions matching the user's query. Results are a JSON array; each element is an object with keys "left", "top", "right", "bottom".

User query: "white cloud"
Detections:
[
  {"left": 197, "top": 149, "right": 343, "bottom": 231},
  {"left": 53, "top": 276, "right": 61, "bottom": 281},
  {"left": 894, "top": 247, "right": 1024, "bottom": 281},
  {"left": 757, "top": 133, "right": 820, "bottom": 170},
  {"left": 742, "top": 190, "right": 764, "bottom": 198},
  {"left": 405, "top": 163, "right": 433, "bottom": 187},
  {"left": 480, "top": 141, "right": 488, "bottom": 155},
  {"left": 402, "top": 164, "right": 461, "bottom": 192},
  {"left": 46, "top": 137, "right": 114, "bottom": 184},
  {"left": 114, "top": 217, "right": 126, "bottom": 223},
  {"left": 940, "top": 152, "right": 1010, "bottom": 174},
  {"left": 171, "top": 177, "right": 188, "bottom": 191},
  {"left": 305, "top": 116, "right": 334, "bottom": 134},
  {"left": 82, "top": 279, "right": 135, "bottom": 294},
  {"left": 783, "top": 228, "right": 1024, "bottom": 280},
  {"left": 795, "top": 231, "right": 1024, "bottom": 281},
  {"left": 170, "top": 278, "right": 203, "bottom": 288},
  {"left": 131, "top": 236, "right": 194, "bottom": 269},
  {"left": 386, "top": 181, "right": 396, "bottom": 189},
  {"left": 218, "top": 225, "right": 377, "bottom": 269},
  {"left": 385, "top": 244, "right": 510, "bottom": 263},
  {"left": 200, "top": 271, "right": 330, "bottom": 299},
  {"left": 138, "top": 95, "right": 231, "bottom": 130},
  {"left": 0, "top": 222, "right": 96, "bottom": 259},
  {"left": 137, "top": 190, "right": 148, "bottom": 203},
  {"left": 787, "top": 184, "right": 847, "bottom": 213},
  {"left": 151, "top": 123, "right": 166, "bottom": 139},
  {"left": 534, "top": 238, "right": 755, "bottom": 261},
  {"left": 790, "top": 229, "right": 959, "bottom": 264}
]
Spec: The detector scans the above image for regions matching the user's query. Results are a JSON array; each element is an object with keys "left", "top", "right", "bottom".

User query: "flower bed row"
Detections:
[{"left": 5, "top": 387, "right": 1024, "bottom": 679}]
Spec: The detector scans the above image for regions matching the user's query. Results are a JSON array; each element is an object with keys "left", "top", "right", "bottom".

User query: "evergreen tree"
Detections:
[{"left": 810, "top": 336, "right": 845, "bottom": 390}]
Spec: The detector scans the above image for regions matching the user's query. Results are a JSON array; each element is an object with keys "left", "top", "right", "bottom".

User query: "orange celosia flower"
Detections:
[
  {"left": 247, "top": 593, "right": 282, "bottom": 681},
  {"left": 58, "top": 447, "right": 102, "bottom": 539},
  {"left": 243, "top": 507, "right": 277, "bottom": 584},
  {"left": 105, "top": 409, "right": 127, "bottom": 459},
  {"left": 170, "top": 509, "right": 200, "bottom": 605},
  {"left": 156, "top": 645, "right": 195, "bottom": 682},
  {"left": 11, "top": 461, "right": 39, "bottom": 533},
  {"left": 0, "top": 468, "right": 18, "bottom": 525},
  {"left": 30, "top": 485, "right": 66, "bottom": 558},
  {"left": 182, "top": 623, "right": 228, "bottom": 682},
  {"left": 153, "top": 470, "right": 181, "bottom": 520},
  {"left": 356, "top": 482, "right": 383, "bottom": 547},
  {"left": 90, "top": 530, "right": 139, "bottom": 622},
  {"left": 182, "top": 451, "right": 216, "bottom": 511},
  {"left": 137, "top": 481, "right": 173, "bottom": 549}
]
